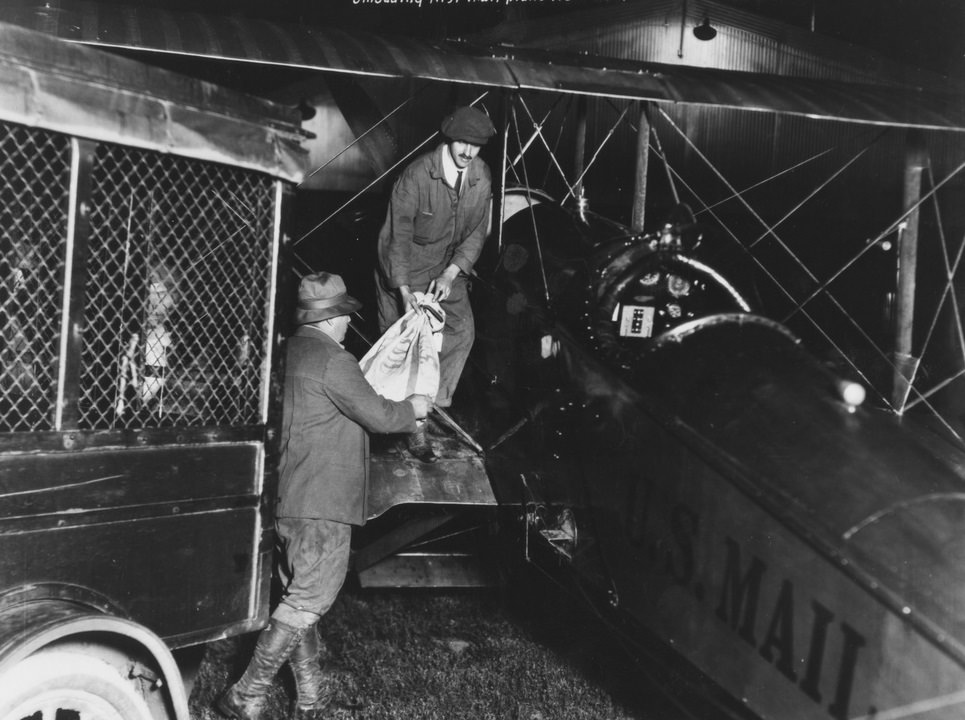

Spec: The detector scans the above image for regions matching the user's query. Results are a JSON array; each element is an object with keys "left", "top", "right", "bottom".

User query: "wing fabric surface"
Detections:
[{"left": 1, "top": 3, "right": 963, "bottom": 132}]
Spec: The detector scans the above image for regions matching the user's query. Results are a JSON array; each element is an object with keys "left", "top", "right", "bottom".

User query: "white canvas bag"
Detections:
[{"left": 360, "top": 292, "right": 445, "bottom": 401}]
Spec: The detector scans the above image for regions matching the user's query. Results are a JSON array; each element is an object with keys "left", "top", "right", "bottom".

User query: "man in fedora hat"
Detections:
[
  {"left": 218, "top": 272, "right": 429, "bottom": 720},
  {"left": 375, "top": 104, "right": 496, "bottom": 462}
]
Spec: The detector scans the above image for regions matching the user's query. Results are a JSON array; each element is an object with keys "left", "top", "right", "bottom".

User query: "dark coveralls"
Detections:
[{"left": 375, "top": 143, "right": 492, "bottom": 408}]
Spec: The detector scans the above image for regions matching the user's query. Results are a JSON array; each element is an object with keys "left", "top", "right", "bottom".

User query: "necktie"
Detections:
[{"left": 454, "top": 170, "right": 463, "bottom": 196}]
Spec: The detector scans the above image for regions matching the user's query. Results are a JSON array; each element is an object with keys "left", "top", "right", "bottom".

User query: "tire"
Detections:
[{"left": 0, "top": 650, "right": 154, "bottom": 720}]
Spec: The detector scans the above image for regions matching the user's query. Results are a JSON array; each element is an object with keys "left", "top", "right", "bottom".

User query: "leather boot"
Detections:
[
  {"left": 216, "top": 619, "right": 307, "bottom": 720},
  {"left": 289, "top": 625, "right": 332, "bottom": 720},
  {"left": 406, "top": 420, "right": 436, "bottom": 463}
]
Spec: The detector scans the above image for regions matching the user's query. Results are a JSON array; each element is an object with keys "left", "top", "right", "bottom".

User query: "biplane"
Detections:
[{"left": 4, "top": 2, "right": 965, "bottom": 718}]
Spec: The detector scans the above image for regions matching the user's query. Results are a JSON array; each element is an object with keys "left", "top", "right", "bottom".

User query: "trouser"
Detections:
[
  {"left": 274, "top": 517, "right": 352, "bottom": 626},
  {"left": 374, "top": 272, "right": 474, "bottom": 408}
]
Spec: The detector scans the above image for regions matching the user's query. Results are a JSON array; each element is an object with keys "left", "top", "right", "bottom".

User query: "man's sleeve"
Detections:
[
  {"left": 326, "top": 351, "right": 417, "bottom": 434},
  {"left": 450, "top": 169, "right": 492, "bottom": 275},
  {"left": 382, "top": 171, "right": 418, "bottom": 289}
]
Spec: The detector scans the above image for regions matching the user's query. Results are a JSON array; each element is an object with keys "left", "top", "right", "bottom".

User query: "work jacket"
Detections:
[
  {"left": 276, "top": 326, "right": 416, "bottom": 525},
  {"left": 377, "top": 143, "right": 492, "bottom": 289}
]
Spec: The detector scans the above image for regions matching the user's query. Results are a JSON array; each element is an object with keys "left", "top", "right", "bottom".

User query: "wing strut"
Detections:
[
  {"left": 631, "top": 102, "right": 651, "bottom": 233},
  {"left": 892, "top": 136, "right": 929, "bottom": 409}
]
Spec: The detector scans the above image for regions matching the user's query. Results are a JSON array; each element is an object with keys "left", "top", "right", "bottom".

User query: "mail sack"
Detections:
[{"left": 360, "top": 293, "right": 445, "bottom": 401}]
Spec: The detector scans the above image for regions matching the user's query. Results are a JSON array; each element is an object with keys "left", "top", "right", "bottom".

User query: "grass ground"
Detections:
[{"left": 187, "top": 585, "right": 654, "bottom": 720}]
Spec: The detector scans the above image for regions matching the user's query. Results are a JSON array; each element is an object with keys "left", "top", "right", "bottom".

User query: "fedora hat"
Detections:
[{"left": 294, "top": 272, "right": 362, "bottom": 325}]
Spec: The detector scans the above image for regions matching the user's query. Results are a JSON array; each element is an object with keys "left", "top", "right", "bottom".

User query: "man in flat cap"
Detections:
[
  {"left": 375, "top": 104, "right": 496, "bottom": 462},
  {"left": 218, "top": 272, "right": 429, "bottom": 720}
]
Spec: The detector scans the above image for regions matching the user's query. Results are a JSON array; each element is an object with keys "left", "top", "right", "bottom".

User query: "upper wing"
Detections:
[{"left": 1, "top": 1, "right": 963, "bottom": 133}]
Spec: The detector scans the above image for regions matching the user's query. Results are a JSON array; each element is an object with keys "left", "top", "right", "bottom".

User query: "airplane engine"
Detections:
[{"left": 476, "top": 199, "right": 965, "bottom": 720}]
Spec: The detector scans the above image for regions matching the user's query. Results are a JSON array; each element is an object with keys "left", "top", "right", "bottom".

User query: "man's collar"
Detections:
[
  {"left": 439, "top": 143, "right": 459, "bottom": 188},
  {"left": 295, "top": 323, "right": 343, "bottom": 348}
]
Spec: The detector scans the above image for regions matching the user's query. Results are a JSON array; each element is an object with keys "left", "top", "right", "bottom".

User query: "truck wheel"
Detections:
[{"left": 0, "top": 650, "right": 154, "bottom": 720}]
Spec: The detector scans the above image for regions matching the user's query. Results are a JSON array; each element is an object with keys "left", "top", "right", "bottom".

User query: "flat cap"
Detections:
[{"left": 440, "top": 106, "right": 496, "bottom": 145}]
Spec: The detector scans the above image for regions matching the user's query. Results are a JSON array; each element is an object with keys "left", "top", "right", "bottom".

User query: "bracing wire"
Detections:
[
  {"left": 630, "top": 94, "right": 864, "bottom": 218},
  {"left": 541, "top": 95, "right": 574, "bottom": 189},
  {"left": 510, "top": 102, "right": 551, "bottom": 308},
  {"left": 902, "top": 165, "right": 965, "bottom": 413},
  {"left": 518, "top": 96, "right": 578, "bottom": 200},
  {"left": 291, "top": 252, "right": 315, "bottom": 277},
  {"left": 297, "top": 84, "right": 430, "bottom": 187},
  {"left": 654, "top": 107, "right": 965, "bottom": 438},
  {"left": 657, "top": 153, "right": 888, "bottom": 409},
  {"left": 506, "top": 148, "right": 524, "bottom": 187},
  {"left": 745, "top": 139, "right": 876, "bottom": 251},
  {"left": 657, "top": 107, "right": 890, "bottom": 342},
  {"left": 605, "top": 98, "right": 679, "bottom": 206},
  {"left": 294, "top": 133, "right": 435, "bottom": 249},
  {"left": 648, "top": 114, "right": 679, "bottom": 206},
  {"left": 701, "top": 148, "right": 835, "bottom": 214},
  {"left": 906, "top": 367, "right": 965, "bottom": 411},
  {"left": 566, "top": 102, "right": 631, "bottom": 203},
  {"left": 294, "top": 90, "right": 491, "bottom": 249},
  {"left": 508, "top": 97, "right": 887, "bottom": 413},
  {"left": 508, "top": 95, "right": 567, "bottom": 171},
  {"left": 655, "top": 111, "right": 898, "bottom": 391},
  {"left": 783, "top": 156, "right": 965, "bottom": 426},
  {"left": 784, "top": 154, "right": 965, "bottom": 321}
]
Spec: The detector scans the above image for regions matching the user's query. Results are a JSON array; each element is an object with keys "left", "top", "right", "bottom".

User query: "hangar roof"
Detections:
[{"left": 469, "top": 0, "right": 958, "bottom": 92}]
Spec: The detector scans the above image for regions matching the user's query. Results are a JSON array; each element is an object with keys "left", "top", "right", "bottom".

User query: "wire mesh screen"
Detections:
[
  {"left": 0, "top": 123, "right": 71, "bottom": 432},
  {"left": 80, "top": 144, "right": 278, "bottom": 430}
]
